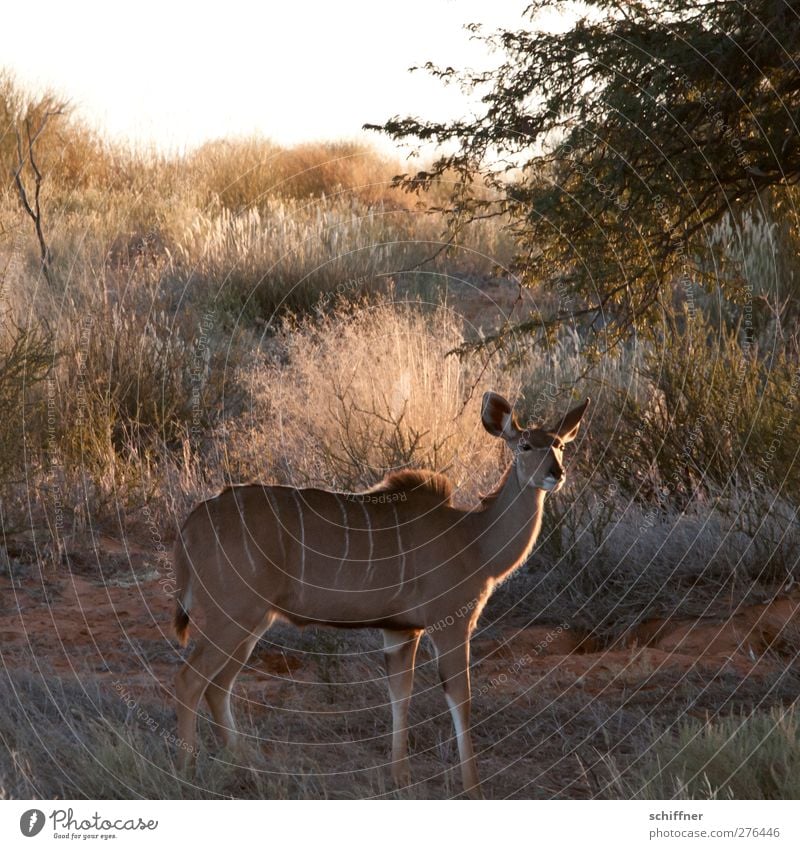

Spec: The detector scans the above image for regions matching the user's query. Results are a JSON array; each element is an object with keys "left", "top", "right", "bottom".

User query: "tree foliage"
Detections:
[{"left": 367, "top": 0, "right": 800, "bottom": 346}]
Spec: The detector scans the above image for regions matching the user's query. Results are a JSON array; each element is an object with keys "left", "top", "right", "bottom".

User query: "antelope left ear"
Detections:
[
  {"left": 552, "top": 398, "right": 590, "bottom": 443},
  {"left": 481, "top": 391, "right": 522, "bottom": 440}
]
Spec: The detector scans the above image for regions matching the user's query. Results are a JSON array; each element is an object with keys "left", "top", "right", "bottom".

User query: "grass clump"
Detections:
[
  {"left": 225, "top": 296, "right": 523, "bottom": 494},
  {"left": 614, "top": 703, "right": 800, "bottom": 800},
  {"left": 0, "top": 316, "right": 52, "bottom": 484},
  {"left": 611, "top": 312, "right": 800, "bottom": 504}
]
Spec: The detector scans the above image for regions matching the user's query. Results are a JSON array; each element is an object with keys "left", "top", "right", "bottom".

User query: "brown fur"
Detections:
[
  {"left": 174, "top": 604, "right": 190, "bottom": 647},
  {"left": 477, "top": 464, "right": 514, "bottom": 509},
  {"left": 172, "top": 536, "right": 192, "bottom": 646},
  {"left": 171, "top": 392, "right": 589, "bottom": 799},
  {"left": 366, "top": 469, "right": 453, "bottom": 505}
]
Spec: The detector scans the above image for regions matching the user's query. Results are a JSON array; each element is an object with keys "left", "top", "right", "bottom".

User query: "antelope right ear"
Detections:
[
  {"left": 481, "top": 392, "right": 520, "bottom": 439},
  {"left": 552, "top": 398, "right": 591, "bottom": 443}
]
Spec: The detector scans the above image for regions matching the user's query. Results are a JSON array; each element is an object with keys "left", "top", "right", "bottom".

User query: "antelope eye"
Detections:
[{"left": 520, "top": 443, "right": 532, "bottom": 452}]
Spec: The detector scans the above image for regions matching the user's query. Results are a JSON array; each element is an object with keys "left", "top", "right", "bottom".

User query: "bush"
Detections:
[
  {"left": 223, "top": 296, "right": 524, "bottom": 494},
  {"left": 614, "top": 703, "right": 800, "bottom": 800},
  {"left": 187, "top": 137, "right": 407, "bottom": 209},
  {"left": 609, "top": 311, "right": 800, "bottom": 503},
  {"left": 174, "top": 197, "right": 510, "bottom": 320},
  {"left": 0, "top": 317, "right": 52, "bottom": 484}
]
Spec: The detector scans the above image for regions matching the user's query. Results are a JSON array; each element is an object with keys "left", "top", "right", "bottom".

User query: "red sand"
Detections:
[{"left": 2, "top": 534, "right": 797, "bottom": 705}]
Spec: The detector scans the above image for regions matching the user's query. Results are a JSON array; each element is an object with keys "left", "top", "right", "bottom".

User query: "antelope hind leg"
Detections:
[{"left": 383, "top": 629, "right": 422, "bottom": 789}]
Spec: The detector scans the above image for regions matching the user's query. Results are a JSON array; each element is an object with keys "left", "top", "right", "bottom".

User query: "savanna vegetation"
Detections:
[{"left": 1, "top": 0, "right": 799, "bottom": 799}]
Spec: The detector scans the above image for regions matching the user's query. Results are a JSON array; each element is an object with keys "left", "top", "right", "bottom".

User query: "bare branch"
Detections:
[{"left": 13, "top": 109, "right": 62, "bottom": 288}]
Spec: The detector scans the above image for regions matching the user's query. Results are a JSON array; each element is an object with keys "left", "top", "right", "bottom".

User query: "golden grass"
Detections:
[{"left": 0, "top": 68, "right": 798, "bottom": 697}]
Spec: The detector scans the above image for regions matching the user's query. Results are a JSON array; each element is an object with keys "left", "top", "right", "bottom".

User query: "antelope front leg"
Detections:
[
  {"left": 382, "top": 629, "right": 422, "bottom": 789},
  {"left": 431, "top": 630, "right": 482, "bottom": 799}
]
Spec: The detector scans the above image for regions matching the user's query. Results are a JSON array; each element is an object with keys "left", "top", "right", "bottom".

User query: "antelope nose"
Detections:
[{"left": 550, "top": 464, "right": 563, "bottom": 480}]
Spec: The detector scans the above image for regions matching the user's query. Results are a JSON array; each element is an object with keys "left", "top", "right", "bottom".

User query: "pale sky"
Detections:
[{"left": 0, "top": 0, "right": 561, "bottom": 155}]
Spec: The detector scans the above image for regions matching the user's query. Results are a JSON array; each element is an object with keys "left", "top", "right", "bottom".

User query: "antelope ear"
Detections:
[
  {"left": 481, "top": 392, "right": 521, "bottom": 440},
  {"left": 551, "top": 398, "right": 590, "bottom": 443}
]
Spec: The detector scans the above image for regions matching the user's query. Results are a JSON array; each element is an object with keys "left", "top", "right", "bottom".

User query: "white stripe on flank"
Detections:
[
  {"left": 360, "top": 501, "right": 373, "bottom": 581},
  {"left": 235, "top": 491, "right": 257, "bottom": 572},
  {"left": 335, "top": 496, "right": 349, "bottom": 586},
  {"left": 213, "top": 522, "right": 223, "bottom": 576},
  {"left": 292, "top": 489, "right": 306, "bottom": 590},
  {"left": 265, "top": 489, "right": 285, "bottom": 561},
  {"left": 391, "top": 503, "right": 405, "bottom": 599}
]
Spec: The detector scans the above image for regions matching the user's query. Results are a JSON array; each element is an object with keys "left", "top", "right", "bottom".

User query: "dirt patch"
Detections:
[
  {"left": 1, "top": 536, "right": 797, "bottom": 799},
  {"left": 2, "top": 537, "right": 794, "bottom": 701},
  {"left": 610, "top": 595, "right": 800, "bottom": 659}
]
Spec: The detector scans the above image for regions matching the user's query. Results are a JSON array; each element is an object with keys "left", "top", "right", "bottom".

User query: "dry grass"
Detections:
[
  {"left": 175, "top": 198, "right": 507, "bottom": 320},
  {"left": 1, "top": 72, "right": 800, "bottom": 800},
  {"left": 225, "top": 296, "right": 522, "bottom": 494},
  {"left": 2, "top": 651, "right": 797, "bottom": 799},
  {"left": 607, "top": 702, "right": 800, "bottom": 800}
]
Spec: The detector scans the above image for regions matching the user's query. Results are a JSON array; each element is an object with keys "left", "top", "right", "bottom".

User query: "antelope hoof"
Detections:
[
  {"left": 466, "top": 783, "right": 484, "bottom": 800},
  {"left": 215, "top": 742, "right": 243, "bottom": 764},
  {"left": 392, "top": 764, "right": 412, "bottom": 789},
  {"left": 176, "top": 750, "right": 197, "bottom": 776}
]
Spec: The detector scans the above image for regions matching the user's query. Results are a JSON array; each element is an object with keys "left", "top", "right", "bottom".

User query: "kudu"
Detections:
[{"left": 173, "top": 391, "right": 589, "bottom": 797}]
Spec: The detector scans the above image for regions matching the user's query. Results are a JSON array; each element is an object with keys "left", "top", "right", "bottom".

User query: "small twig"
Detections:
[{"left": 14, "top": 111, "right": 61, "bottom": 287}]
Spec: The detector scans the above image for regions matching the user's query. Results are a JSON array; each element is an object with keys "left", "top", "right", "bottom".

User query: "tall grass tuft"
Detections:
[
  {"left": 224, "top": 296, "right": 524, "bottom": 496},
  {"left": 609, "top": 703, "right": 800, "bottom": 800}
]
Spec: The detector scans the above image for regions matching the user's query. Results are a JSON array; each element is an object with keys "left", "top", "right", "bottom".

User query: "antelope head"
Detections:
[{"left": 481, "top": 391, "right": 590, "bottom": 493}]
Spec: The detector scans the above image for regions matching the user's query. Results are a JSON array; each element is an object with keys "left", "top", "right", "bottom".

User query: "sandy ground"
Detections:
[{"left": 1, "top": 529, "right": 798, "bottom": 798}]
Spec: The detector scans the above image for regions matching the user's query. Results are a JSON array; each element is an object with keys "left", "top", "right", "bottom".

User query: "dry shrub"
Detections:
[
  {"left": 610, "top": 312, "right": 800, "bottom": 502},
  {"left": 1, "top": 69, "right": 512, "bottom": 325},
  {"left": 614, "top": 703, "right": 800, "bottom": 800},
  {"left": 174, "top": 198, "right": 509, "bottom": 319},
  {"left": 0, "top": 669, "right": 303, "bottom": 799},
  {"left": 0, "top": 70, "right": 115, "bottom": 198},
  {"left": 11, "top": 281, "right": 249, "bottom": 531},
  {"left": 0, "top": 316, "right": 52, "bottom": 483},
  {"left": 224, "top": 296, "right": 524, "bottom": 496},
  {"left": 218, "top": 301, "right": 670, "bottom": 571},
  {"left": 526, "top": 484, "right": 800, "bottom": 638},
  {"left": 52, "top": 300, "right": 242, "bottom": 460},
  {"left": 188, "top": 137, "right": 408, "bottom": 210}
]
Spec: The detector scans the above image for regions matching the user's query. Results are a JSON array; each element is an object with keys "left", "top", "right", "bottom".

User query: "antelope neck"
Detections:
[{"left": 472, "top": 461, "right": 547, "bottom": 585}]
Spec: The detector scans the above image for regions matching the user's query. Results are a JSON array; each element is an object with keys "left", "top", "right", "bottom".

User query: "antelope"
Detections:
[{"left": 173, "top": 391, "right": 589, "bottom": 798}]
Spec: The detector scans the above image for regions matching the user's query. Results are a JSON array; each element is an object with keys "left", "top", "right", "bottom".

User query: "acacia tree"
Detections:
[{"left": 367, "top": 0, "right": 800, "bottom": 346}]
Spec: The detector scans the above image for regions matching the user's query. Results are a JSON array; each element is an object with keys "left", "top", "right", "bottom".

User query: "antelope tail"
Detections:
[{"left": 173, "top": 535, "right": 194, "bottom": 647}]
